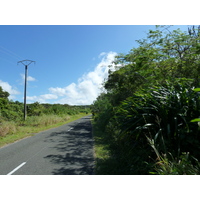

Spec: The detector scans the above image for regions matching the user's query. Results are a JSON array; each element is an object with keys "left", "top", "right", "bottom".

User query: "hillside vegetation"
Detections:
[{"left": 91, "top": 25, "right": 200, "bottom": 174}]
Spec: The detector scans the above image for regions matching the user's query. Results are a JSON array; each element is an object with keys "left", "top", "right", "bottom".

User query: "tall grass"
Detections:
[
  {"left": 147, "top": 136, "right": 200, "bottom": 175},
  {"left": 0, "top": 115, "right": 68, "bottom": 137},
  {"left": 0, "top": 121, "right": 17, "bottom": 136},
  {"left": 23, "top": 114, "right": 70, "bottom": 127}
]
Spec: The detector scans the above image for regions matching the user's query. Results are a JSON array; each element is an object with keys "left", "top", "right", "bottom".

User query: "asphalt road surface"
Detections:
[{"left": 0, "top": 115, "right": 94, "bottom": 175}]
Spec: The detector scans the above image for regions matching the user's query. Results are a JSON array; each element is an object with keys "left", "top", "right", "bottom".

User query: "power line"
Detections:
[{"left": 0, "top": 45, "right": 23, "bottom": 60}]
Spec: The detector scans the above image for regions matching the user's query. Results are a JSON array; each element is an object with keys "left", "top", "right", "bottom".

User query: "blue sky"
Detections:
[{"left": 0, "top": 25, "right": 189, "bottom": 105}]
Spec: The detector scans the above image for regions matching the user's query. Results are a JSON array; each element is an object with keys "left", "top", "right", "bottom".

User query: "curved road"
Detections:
[{"left": 0, "top": 115, "right": 94, "bottom": 175}]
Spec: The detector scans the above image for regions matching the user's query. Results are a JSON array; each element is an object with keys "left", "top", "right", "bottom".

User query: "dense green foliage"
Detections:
[
  {"left": 0, "top": 98, "right": 89, "bottom": 123},
  {"left": 0, "top": 87, "right": 9, "bottom": 99},
  {"left": 92, "top": 25, "right": 200, "bottom": 174}
]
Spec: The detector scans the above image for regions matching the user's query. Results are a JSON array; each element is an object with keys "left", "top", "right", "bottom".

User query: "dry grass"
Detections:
[
  {"left": 0, "top": 113, "right": 89, "bottom": 148},
  {"left": 0, "top": 121, "right": 17, "bottom": 137},
  {"left": 23, "top": 114, "right": 71, "bottom": 127},
  {"left": 0, "top": 115, "right": 66, "bottom": 137}
]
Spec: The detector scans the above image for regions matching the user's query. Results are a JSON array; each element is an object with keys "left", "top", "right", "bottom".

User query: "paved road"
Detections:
[{"left": 0, "top": 115, "right": 94, "bottom": 175}]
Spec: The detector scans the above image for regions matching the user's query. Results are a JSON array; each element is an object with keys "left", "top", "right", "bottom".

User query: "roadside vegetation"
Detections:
[
  {"left": 0, "top": 88, "right": 90, "bottom": 147},
  {"left": 92, "top": 25, "right": 200, "bottom": 175}
]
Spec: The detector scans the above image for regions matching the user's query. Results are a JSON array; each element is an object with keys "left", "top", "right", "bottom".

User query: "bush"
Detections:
[{"left": 101, "top": 82, "right": 200, "bottom": 174}]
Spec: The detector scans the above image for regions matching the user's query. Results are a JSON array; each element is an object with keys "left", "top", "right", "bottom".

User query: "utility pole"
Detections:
[{"left": 18, "top": 60, "right": 35, "bottom": 120}]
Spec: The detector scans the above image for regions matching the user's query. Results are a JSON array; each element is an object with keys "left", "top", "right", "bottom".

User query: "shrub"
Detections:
[{"left": 108, "top": 82, "right": 200, "bottom": 174}]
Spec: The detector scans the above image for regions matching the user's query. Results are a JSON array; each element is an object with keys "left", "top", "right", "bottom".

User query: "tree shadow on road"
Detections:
[{"left": 44, "top": 119, "right": 95, "bottom": 175}]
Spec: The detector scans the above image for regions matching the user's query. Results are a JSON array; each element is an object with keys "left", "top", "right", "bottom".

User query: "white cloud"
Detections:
[
  {"left": 26, "top": 96, "right": 38, "bottom": 101},
  {"left": 49, "top": 87, "right": 66, "bottom": 96},
  {"left": 27, "top": 51, "right": 118, "bottom": 105},
  {"left": 27, "top": 76, "right": 36, "bottom": 82},
  {"left": 27, "top": 94, "right": 58, "bottom": 103},
  {"left": 51, "top": 51, "right": 117, "bottom": 105},
  {"left": 98, "top": 52, "right": 106, "bottom": 58},
  {"left": 40, "top": 94, "right": 58, "bottom": 100},
  {"left": 20, "top": 74, "right": 36, "bottom": 82},
  {"left": 0, "top": 80, "right": 20, "bottom": 100}
]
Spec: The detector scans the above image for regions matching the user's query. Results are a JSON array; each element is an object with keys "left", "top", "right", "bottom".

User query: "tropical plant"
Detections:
[
  {"left": 114, "top": 82, "right": 200, "bottom": 159},
  {"left": 147, "top": 137, "right": 200, "bottom": 175}
]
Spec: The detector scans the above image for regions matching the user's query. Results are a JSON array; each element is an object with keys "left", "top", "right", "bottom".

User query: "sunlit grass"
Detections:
[{"left": 92, "top": 119, "right": 118, "bottom": 174}]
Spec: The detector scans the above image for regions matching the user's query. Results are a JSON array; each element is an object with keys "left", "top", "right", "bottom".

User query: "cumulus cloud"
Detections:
[
  {"left": 27, "top": 51, "right": 118, "bottom": 105},
  {"left": 0, "top": 80, "right": 20, "bottom": 99},
  {"left": 40, "top": 94, "right": 58, "bottom": 100},
  {"left": 48, "top": 87, "right": 67, "bottom": 96},
  {"left": 20, "top": 74, "right": 36, "bottom": 82},
  {"left": 27, "top": 94, "right": 58, "bottom": 103},
  {"left": 26, "top": 96, "right": 38, "bottom": 101},
  {"left": 52, "top": 51, "right": 117, "bottom": 105}
]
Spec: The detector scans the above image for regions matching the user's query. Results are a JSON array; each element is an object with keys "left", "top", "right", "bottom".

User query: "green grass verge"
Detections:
[
  {"left": 0, "top": 113, "right": 90, "bottom": 148},
  {"left": 92, "top": 119, "right": 120, "bottom": 175}
]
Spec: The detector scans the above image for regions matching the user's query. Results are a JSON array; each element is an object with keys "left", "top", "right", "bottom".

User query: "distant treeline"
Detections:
[{"left": 0, "top": 87, "right": 90, "bottom": 122}]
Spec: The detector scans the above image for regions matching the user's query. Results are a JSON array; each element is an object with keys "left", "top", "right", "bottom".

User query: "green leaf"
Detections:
[
  {"left": 193, "top": 88, "right": 200, "bottom": 92},
  {"left": 190, "top": 118, "right": 200, "bottom": 122}
]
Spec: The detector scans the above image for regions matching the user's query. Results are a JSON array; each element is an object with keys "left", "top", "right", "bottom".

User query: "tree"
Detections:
[
  {"left": 104, "top": 26, "right": 200, "bottom": 102},
  {"left": 0, "top": 86, "right": 9, "bottom": 99}
]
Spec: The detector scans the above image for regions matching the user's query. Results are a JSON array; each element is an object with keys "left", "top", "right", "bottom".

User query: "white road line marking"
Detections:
[
  {"left": 67, "top": 128, "right": 73, "bottom": 132},
  {"left": 7, "top": 162, "right": 26, "bottom": 175},
  {"left": 7, "top": 146, "right": 48, "bottom": 175}
]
